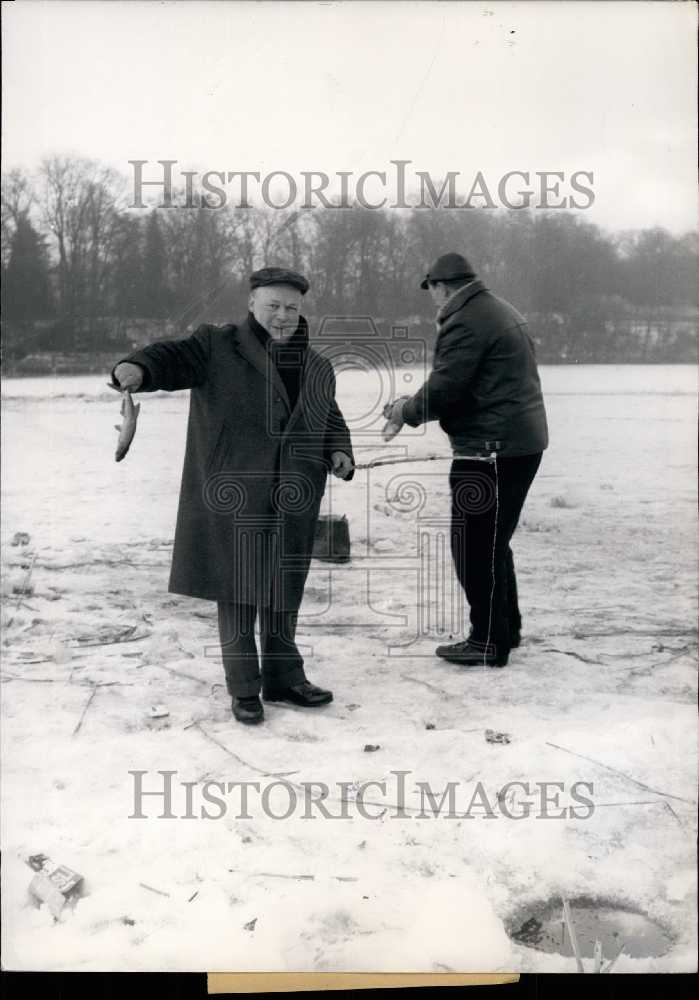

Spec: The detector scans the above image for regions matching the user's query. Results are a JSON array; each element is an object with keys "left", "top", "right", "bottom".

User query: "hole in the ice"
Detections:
[{"left": 506, "top": 896, "right": 674, "bottom": 959}]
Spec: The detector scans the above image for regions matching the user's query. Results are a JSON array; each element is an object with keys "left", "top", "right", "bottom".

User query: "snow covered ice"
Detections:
[{"left": 1, "top": 364, "right": 697, "bottom": 972}]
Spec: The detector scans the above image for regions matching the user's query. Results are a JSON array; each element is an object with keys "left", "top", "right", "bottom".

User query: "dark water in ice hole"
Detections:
[{"left": 508, "top": 898, "right": 674, "bottom": 959}]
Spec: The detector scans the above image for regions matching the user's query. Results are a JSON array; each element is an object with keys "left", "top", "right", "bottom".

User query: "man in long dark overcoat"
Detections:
[
  {"left": 111, "top": 267, "right": 354, "bottom": 724},
  {"left": 382, "top": 252, "right": 548, "bottom": 668}
]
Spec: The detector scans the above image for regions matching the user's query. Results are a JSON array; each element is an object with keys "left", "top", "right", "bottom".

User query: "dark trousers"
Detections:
[
  {"left": 217, "top": 601, "right": 306, "bottom": 698},
  {"left": 449, "top": 453, "right": 542, "bottom": 651}
]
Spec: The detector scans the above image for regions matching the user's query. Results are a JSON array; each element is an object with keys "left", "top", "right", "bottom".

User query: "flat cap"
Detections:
[
  {"left": 420, "top": 252, "right": 476, "bottom": 290},
  {"left": 250, "top": 266, "right": 309, "bottom": 295}
]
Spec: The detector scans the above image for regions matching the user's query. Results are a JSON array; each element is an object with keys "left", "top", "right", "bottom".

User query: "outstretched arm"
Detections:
[
  {"left": 402, "top": 322, "right": 483, "bottom": 427},
  {"left": 110, "top": 324, "right": 214, "bottom": 392}
]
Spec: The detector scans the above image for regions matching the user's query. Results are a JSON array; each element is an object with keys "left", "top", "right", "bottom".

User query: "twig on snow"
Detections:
[
  {"left": 72, "top": 684, "right": 97, "bottom": 735},
  {"left": 2, "top": 673, "right": 133, "bottom": 687},
  {"left": 139, "top": 882, "right": 171, "bottom": 897},
  {"left": 193, "top": 722, "right": 426, "bottom": 814},
  {"left": 562, "top": 897, "right": 584, "bottom": 973},
  {"left": 74, "top": 629, "right": 151, "bottom": 648},
  {"left": 543, "top": 648, "right": 604, "bottom": 665},
  {"left": 152, "top": 663, "right": 208, "bottom": 685},
  {"left": 228, "top": 868, "right": 314, "bottom": 881},
  {"left": 1, "top": 672, "right": 57, "bottom": 682},
  {"left": 662, "top": 800, "right": 685, "bottom": 828},
  {"left": 572, "top": 628, "right": 696, "bottom": 640},
  {"left": 3, "top": 657, "right": 52, "bottom": 665},
  {"left": 400, "top": 674, "right": 450, "bottom": 697},
  {"left": 625, "top": 646, "right": 695, "bottom": 678},
  {"left": 593, "top": 939, "right": 603, "bottom": 974},
  {"left": 592, "top": 800, "right": 665, "bottom": 808},
  {"left": 602, "top": 941, "right": 626, "bottom": 973},
  {"left": 607, "top": 644, "right": 692, "bottom": 663},
  {"left": 545, "top": 741, "right": 695, "bottom": 804},
  {"left": 194, "top": 723, "right": 292, "bottom": 780}
]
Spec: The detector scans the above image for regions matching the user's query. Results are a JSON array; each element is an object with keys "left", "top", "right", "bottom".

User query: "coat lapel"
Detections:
[
  {"left": 231, "top": 319, "right": 291, "bottom": 412},
  {"left": 281, "top": 345, "right": 313, "bottom": 436}
]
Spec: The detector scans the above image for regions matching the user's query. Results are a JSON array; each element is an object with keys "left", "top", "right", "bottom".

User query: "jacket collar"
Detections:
[
  {"left": 232, "top": 316, "right": 310, "bottom": 412},
  {"left": 248, "top": 311, "right": 310, "bottom": 355},
  {"left": 437, "top": 278, "right": 487, "bottom": 325}
]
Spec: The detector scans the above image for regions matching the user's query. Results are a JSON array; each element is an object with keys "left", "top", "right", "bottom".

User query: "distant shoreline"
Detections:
[{"left": 2, "top": 353, "right": 696, "bottom": 379}]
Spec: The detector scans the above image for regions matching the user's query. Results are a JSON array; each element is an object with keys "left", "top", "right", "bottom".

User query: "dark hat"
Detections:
[
  {"left": 249, "top": 266, "right": 309, "bottom": 295},
  {"left": 420, "top": 252, "right": 475, "bottom": 290}
]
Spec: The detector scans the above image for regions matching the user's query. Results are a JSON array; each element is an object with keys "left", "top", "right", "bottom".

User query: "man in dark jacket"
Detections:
[
  {"left": 111, "top": 267, "right": 354, "bottom": 724},
  {"left": 382, "top": 253, "right": 548, "bottom": 668}
]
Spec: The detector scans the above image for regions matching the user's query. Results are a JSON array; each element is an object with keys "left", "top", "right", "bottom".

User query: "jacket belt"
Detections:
[{"left": 451, "top": 437, "right": 502, "bottom": 458}]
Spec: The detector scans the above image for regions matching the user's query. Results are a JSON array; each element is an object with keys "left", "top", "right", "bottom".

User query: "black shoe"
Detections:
[
  {"left": 263, "top": 680, "right": 333, "bottom": 707},
  {"left": 435, "top": 639, "right": 508, "bottom": 667},
  {"left": 232, "top": 695, "right": 264, "bottom": 725},
  {"left": 439, "top": 625, "right": 521, "bottom": 652}
]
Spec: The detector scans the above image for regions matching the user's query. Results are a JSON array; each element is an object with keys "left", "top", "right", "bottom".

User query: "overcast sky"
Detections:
[{"left": 2, "top": 0, "right": 697, "bottom": 233}]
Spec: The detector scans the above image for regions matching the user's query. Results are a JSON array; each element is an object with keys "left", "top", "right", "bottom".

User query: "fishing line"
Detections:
[
  {"left": 484, "top": 453, "right": 499, "bottom": 667},
  {"left": 174, "top": 211, "right": 303, "bottom": 332},
  {"left": 352, "top": 449, "right": 500, "bottom": 666},
  {"left": 173, "top": 273, "right": 235, "bottom": 332}
]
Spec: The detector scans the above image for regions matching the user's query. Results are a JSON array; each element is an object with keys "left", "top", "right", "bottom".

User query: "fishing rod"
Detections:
[{"left": 352, "top": 452, "right": 496, "bottom": 471}]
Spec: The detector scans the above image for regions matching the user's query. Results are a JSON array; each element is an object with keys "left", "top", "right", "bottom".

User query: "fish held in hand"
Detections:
[{"left": 114, "top": 390, "right": 140, "bottom": 462}]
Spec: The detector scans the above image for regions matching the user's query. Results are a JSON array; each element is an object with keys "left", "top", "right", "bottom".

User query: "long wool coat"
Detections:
[{"left": 119, "top": 317, "right": 354, "bottom": 609}]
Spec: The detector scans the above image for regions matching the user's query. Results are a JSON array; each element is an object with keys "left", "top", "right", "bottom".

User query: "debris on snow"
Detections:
[
  {"left": 139, "top": 882, "right": 171, "bottom": 898},
  {"left": 485, "top": 729, "right": 511, "bottom": 745},
  {"left": 147, "top": 705, "right": 169, "bottom": 719},
  {"left": 26, "top": 856, "right": 83, "bottom": 920}
]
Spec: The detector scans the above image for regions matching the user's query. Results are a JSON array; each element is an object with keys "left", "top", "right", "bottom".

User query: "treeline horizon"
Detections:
[{"left": 1, "top": 155, "right": 697, "bottom": 367}]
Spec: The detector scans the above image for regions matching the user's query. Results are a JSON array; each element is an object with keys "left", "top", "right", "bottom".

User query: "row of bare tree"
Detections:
[{"left": 2, "top": 155, "right": 697, "bottom": 364}]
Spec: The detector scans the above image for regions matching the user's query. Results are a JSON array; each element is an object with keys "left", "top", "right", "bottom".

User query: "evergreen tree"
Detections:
[
  {"left": 111, "top": 215, "right": 144, "bottom": 317},
  {"left": 1, "top": 212, "right": 52, "bottom": 323},
  {"left": 140, "top": 209, "right": 169, "bottom": 317}
]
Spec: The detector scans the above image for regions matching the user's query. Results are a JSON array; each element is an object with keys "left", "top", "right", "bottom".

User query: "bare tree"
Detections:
[
  {"left": 1, "top": 167, "right": 36, "bottom": 269},
  {"left": 38, "top": 155, "right": 124, "bottom": 331}
]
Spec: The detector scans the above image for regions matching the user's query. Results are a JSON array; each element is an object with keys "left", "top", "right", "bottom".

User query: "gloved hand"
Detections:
[
  {"left": 381, "top": 397, "right": 409, "bottom": 442},
  {"left": 111, "top": 362, "right": 144, "bottom": 391},
  {"left": 331, "top": 451, "right": 354, "bottom": 480}
]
